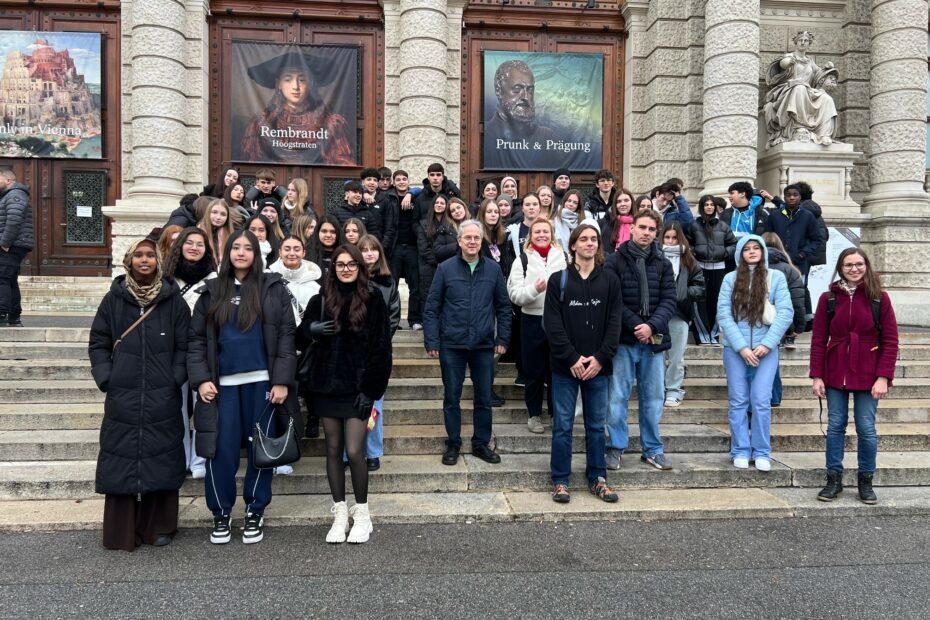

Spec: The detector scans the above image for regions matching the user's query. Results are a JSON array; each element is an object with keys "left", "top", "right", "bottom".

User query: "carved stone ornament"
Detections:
[{"left": 763, "top": 30, "right": 840, "bottom": 148}]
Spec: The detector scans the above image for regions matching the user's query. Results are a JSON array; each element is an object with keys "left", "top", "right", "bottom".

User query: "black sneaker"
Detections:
[
  {"left": 490, "top": 391, "right": 506, "bottom": 407},
  {"left": 7, "top": 316, "right": 23, "bottom": 327},
  {"left": 442, "top": 445, "right": 460, "bottom": 466},
  {"left": 514, "top": 374, "right": 526, "bottom": 388},
  {"left": 641, "top": 453, "right": 673, "bottom": 470},
  {"left": 367, "top": 457, "right": 380, "bottom": 471},
  {"left": 242, "top": 512, "right": 264, "bottom": 544},
  {"left": 471, "top": 444, "right": 501, "bottom": 463},
  {"left": 784, "top": 336, "right": 796, "bottom": 350},
  {"left": 211, "top": 515, "right": 231, "bottom": 544}
]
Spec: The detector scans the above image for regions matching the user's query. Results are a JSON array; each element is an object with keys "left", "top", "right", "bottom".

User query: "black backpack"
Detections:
[{"left": 825, "top": 292, "right": 881, "bottom": 336}]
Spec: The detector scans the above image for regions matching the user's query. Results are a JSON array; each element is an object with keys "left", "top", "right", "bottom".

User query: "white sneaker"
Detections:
[
  {"left": 755, "top": 458, "right": 771, "bottom": 472},
  {"left": 733, "top": 457, "right": 749, "bottom": 469},
  {"left": 273, "top": 465, "right": 293, "bottom": 476},
  {"left": 191, "top": 467, "right": 206, "bottom": 479},
  {"left": 326, "top": 501, "right": 349, "bottom": 544},
  {"left": 664, "top": 397, "right": 682, "bottom": 408},
  {"left": 347, "top": 503, "right": 372, "bottom": 544}
]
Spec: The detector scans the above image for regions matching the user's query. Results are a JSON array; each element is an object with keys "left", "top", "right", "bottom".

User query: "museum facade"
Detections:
[{"left": 0, "top": 0, "right": 928, "bottom": 323}]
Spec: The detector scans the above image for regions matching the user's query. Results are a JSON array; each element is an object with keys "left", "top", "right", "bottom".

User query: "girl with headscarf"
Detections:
[{"left": 88, "top": 238, "right": 191, "bottom": 551}]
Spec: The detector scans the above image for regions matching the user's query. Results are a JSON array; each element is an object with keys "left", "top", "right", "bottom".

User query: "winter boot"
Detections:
[
  {"left": 347, "top": 502, "right": 372, "bottom": 544},
  {"left": 326, "top": 501, "right": 349, "bottom": 543},
  {"left": 857, "top": 472, "right": 878, "bottom": 505},
  {"left": 817, "top": 470, "right": 843, "bottom": 502}
]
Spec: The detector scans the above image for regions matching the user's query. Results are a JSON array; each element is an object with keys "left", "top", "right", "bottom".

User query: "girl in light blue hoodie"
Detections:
[{"left": 717, "top": 235, "right": 793, "bottom": 472}]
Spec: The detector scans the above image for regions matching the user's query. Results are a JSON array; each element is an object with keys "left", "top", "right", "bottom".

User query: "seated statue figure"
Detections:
[{"left": 763, "top": 31, "right": 840, "bottom": 148}]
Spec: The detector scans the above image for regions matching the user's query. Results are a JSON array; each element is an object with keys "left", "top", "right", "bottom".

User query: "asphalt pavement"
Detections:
[{"left": 2, "top": 515, "right": 929, "bottom": 618}]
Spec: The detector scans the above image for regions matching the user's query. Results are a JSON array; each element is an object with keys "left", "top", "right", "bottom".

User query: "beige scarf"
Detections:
[{"left": 122, "top": 238, "right": 163, "bottom": 307}]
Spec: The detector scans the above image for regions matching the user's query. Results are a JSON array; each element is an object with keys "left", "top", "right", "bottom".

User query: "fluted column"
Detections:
[
  {"left": 701, "top": 0, "right": 760, "bottom": 196},
  {"left": 861, "top": 0, "right": 930, "bottom": 215}
]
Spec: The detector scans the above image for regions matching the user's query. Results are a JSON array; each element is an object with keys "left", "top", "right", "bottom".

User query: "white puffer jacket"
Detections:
[
  {"left": 269, "top": 259, "right": 322, "bottom": 323},
  {"left": 506, "top": 246, "right": 568, "bottom": 316}
]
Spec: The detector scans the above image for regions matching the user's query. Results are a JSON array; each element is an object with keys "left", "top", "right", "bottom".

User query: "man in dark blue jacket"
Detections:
[
  {"left": 763, "top": 183, "right": 825, "bottom": 328},
  {"left": 604, "top": 209, "right": 677, "bottom": 471},
  {"left": 424, "top": 220, "right": 511, "bottom": 466},
  {"left": 0, "top": 169, "right": 33, "bottom": 327}
]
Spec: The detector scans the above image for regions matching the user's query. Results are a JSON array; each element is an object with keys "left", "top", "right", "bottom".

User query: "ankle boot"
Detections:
[
  {"left": 817, "top": 470, "right": 843, "bottom": 502},
  {"left": 857, "top": 472, "right": 878, "bottom": 505},
  {"left": 326, "top": 501, "right": 349, "bottom": 543},
  {"left": 347, "top": 502, "right": 372, "bottom": 544},
  {"left": 306, "top": 416, "right": 319, "bottom": 439}
]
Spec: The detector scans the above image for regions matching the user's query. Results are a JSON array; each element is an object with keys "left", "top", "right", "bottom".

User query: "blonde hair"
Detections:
[
  {"left": 522, "top": 217, "right": 559, "bottom": 252},
  {"left": 288, "top": 178, "right": 309, "bottom": 216},
  {"left": 198, "top": 199, "right": 235, "bottom": 264}
]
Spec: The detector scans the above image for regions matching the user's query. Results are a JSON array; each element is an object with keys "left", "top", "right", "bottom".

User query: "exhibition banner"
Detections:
[
  {"left": 482, "top": 50, "right": 603, "bottom": 172},
  {"left": 0, "top": 32, "right": 102, "bottom": 159},
  {"left": 231, "top": 41, "right": 359, "bottom": 166}
]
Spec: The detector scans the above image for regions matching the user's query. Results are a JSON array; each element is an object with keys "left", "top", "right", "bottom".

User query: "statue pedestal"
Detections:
[{"left": 756, "top": 142, "right": 863, "bottom": 218}]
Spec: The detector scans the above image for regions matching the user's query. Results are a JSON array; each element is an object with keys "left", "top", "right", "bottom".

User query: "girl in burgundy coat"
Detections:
[{"left": 810, "top": 247, "right": 899, "bottom": 505}]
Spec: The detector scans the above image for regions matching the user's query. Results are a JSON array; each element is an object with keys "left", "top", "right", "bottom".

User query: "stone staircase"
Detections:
[
  {"left": 2, "top": 323, "right": 930, "bottom": 532},
  {"left": 17, "top": 277, "right": 110, "bottom": 314}
]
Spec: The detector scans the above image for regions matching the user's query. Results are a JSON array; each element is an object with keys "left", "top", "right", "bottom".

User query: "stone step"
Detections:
[
  {"left": 4, "top": 451, "right": 930, "bottom": 501},
  {"left": 7, "top": 486, "right": 930, "bottom": 532},
  {"left": 2, "top": 398, "right": 929, "bottom": 431},
  {"left": 5, "top": 422, "right": 930, "bottom": 462}
]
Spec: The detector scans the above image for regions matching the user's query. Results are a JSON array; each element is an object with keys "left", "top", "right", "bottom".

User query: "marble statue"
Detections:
[{"left": 763, "top": 31, "right": 840, "bottom": 148}]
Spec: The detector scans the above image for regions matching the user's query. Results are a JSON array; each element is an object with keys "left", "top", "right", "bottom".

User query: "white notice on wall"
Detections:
[{"left": 76, "top": 206, "right": 93, "bottom": 218}]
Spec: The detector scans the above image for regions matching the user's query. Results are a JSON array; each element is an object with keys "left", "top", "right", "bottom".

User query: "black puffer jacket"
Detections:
[
  {"left": 802, "top": 199, "right": 828, "bottom": 266},
  {"left": 673, "top": 262, "right": 706, "bottom": 320},
  {"left": 88, "top": 277, "right": 190, "bottom": 496},
  {"left": 165, "top": 202, "right": 199, "bottom": 229},
  {"left": 298, "top": 289, "right": 392, "bottom": 401},
  {"left": 767, "top": 248, "right": 806, "bottom": 333},
  {"left": 415, "top": 216, "right": 459, "bottom": 297},
  {"left": 187, "top": 273, "right": 298, "bottom": 457},
  {"left": 0, "top": 183, "right": 34, "bottom": 250},
  {"left": 688, "top": 215, "right": 737, "bottom": 264}
]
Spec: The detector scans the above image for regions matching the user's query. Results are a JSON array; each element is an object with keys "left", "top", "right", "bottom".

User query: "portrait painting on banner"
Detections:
[
  {"left": 0, "top": 31, "right": 102, "bottom": 159},
  {"left": 231, "top": 41, "right": 359, "bottom": 166},
  {"left": 482, "top": 51, "right": 603, "bottom": 172}
]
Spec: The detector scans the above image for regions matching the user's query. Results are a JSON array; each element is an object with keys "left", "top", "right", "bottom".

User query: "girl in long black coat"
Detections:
[
  {"left": 415, "top": 194, "right": 459, "bottom": 299},
  {"left": 88, "top": 238, "right": 191, "bottom": 551}
]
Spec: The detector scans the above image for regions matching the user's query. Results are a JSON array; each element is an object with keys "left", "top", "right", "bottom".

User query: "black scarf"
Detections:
[
  {"left": 627, "top": 241, "right": 651, "bottom": 317},
  {"left": 174, "top": 256, "right": 215, "bottom": 287}
]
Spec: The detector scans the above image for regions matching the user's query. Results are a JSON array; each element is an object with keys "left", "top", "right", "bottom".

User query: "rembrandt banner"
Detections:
[
  {"left": 0, "top": 32, "right": 103, "bottom": 159},
  {"left": 231, "top": 41, "right": 359, "bottom": 166},
  {"left": 483, "top": 51, "right": 603, "bottom": 172}
]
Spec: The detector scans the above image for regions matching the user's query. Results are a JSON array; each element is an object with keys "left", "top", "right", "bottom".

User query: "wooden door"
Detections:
[
  {"left": 0, "top": 4, "right": 120, "bottom": 276},
  {"left": 461, "top": 3, "right": 625, "bottom": 204}
]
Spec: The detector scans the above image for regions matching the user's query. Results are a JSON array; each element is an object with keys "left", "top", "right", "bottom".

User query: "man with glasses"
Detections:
[{"left": 424, "top": 220, "right": 512, "bottom": 466}]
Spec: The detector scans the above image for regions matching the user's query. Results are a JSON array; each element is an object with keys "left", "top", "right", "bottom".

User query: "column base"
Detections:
[{"left": 102, "top": 198, "right": 177, "bottom": 276}]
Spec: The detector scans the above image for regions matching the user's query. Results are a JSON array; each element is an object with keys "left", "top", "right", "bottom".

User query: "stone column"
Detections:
[
  {"left": 701, "top": 0, "right": 760, "bottom": 196},
  {"left": 620, "top": 0, "right": 649, "bottom": 192},
  {"left": 382, "top": 0, "right": 451, "bottom": 180},
  {"left": 103, "top": 0, "right": 209, "bottom": 272},
  {"left": 859, "top": 0, "right": 930, "bottom": 326}
]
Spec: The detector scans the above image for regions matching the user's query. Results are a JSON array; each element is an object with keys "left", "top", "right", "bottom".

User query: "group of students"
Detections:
[{"left": 87, "top": 163, "right": 900, "bottom": 551}]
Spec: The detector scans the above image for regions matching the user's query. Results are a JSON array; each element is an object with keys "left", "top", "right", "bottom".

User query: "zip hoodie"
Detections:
[
  {"left": 543, "top": 264, "right": 623, "bottom": 377},
  {"left": 716, "top": 234, "right": 794, "bottom": 352}
]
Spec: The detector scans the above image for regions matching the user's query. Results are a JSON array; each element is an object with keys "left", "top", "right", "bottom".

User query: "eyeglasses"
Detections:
[
  {"left": 843, "top": 263, "right": 866, "bottom": 270},
  {"left": 182, "top": 240, "right": 205, "bottom": 249},
  {"left": 334, "top": 261, "right": 359, "bottom": 271}
]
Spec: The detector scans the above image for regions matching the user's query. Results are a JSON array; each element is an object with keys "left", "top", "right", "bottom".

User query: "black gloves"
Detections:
[
  {"left": 354, "top": 393, "right": 375, "bottom": 420},
  {"left": 308, "top": 320, "right": 335, "bottom": 338}
]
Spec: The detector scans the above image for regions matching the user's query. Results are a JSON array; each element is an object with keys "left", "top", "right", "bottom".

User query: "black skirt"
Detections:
[{"left": 311, "top": 393, "right": 357, "bottom": 419}]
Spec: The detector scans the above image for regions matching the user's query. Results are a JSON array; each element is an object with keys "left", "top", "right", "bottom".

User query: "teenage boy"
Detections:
[
  {"left": 333, "top": 180, "right": 383, "bottom": 240},
  {"left": 545, "top": 223, "right": 622, "bottom": 504},
  {"left": 584, "top": 169, "right": 616, "bottom": 220},
  {"left": 721, "top": 181, "right": 767, "bottom": 242},
  {"left": 414, "top": 163, "right": 463, "bottom": 220},
  {"left": 360, "top": 167, "right": 382, "bottom": 205},
  {"left": 244, "top": 168, "right": 286, "bottom": 208},
  {"left": 604, "top": 209, "right": 677, "bottom": 471},
  {"left": 424, "top": 220, "right": 511, "bottom": 466},
  {"left": 552, "top": 168, "right": 571, "bottom": 208},
  {"left": 381, "top": 170, "right": 422, "bottom": 328},
  {"left": 655, "top": 180, "right": 694, "bottom": 233}
]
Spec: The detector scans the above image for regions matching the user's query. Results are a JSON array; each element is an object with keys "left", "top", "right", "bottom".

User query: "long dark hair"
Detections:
[
  {"left": 425, "top": 194, "right": 453, "bottom": 238},
  {"left": 223, "top": 183, "right": 244, "bottom": 207},
  {"left": 324, "top": 244, "right": 371, "bottom": 333},
  {"left": 245, "top": 213, "right": 280, "bottom": 265},
  {"left": 661, "top": 222, "right": 695, "bottom": 272},
  {"left": 697, "top": 194, "right": 718, "bottom": 238},
  {"left": 833, "top": 247, "right": 883, "bottom": 301},
  {"left": 306, "top": 213, "right": 343, "bottom": 268},
  {"left": 164, "top": 226, "right": 216, "bottom": 277},
  {"left": 208, "top": 168, "right": 238, "bottom": 198},
  {"left": 608, "top": 187, "right": 634, "bottom": 248},
  {"left": 731, "top": 239, "right": 769, "bottom": 325},
  {"left": 207, "top": 230, "right": 264, "bottom": 331}
]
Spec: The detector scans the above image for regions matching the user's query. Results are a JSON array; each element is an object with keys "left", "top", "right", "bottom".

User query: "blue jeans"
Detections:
[
  {"left": 550, "top": 372, "right": 608, "bottom": 486},
  {"left": 439, "top": 346, "right": 493, "bottom": 449},
  {"left": 826, "top": 388, "right": 878, "bottom": 473},
  {"left": 606, "top": 343, "right": 666, "bottom": 457},
  {"left": 723, "top": 347, "right": 779, "bottom": 460},
  {"left": 771, "top": 368, "right": 783, "bottom": 406}
]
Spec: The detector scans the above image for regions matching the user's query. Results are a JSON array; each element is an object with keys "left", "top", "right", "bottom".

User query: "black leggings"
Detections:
[{"left": 322, "top": 417, "right": 368, "bottom": 503}]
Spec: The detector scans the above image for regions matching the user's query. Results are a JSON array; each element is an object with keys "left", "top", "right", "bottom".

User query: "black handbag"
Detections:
[{"left": 251, "top": 405, "right": 301, "bottom": 469}]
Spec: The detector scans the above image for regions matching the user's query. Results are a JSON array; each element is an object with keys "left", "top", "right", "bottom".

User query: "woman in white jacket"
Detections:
[
  {"left": 163, "top": 227, "right": 217, "bottom": 479},
  {"left": 507, "top": 218, "right": 567, "bottom": 434}
]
